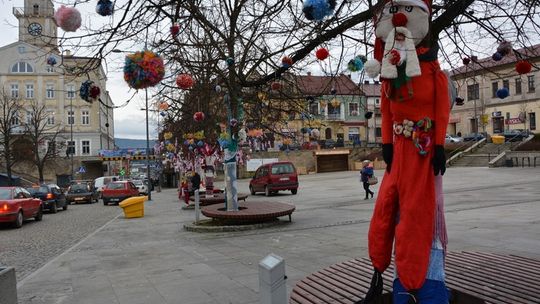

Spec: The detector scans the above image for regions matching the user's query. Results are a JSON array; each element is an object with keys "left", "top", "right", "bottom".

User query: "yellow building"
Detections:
[
  {"left": 0, "top": 0, "right": 114, "bottom": 182},
  {"left": 450, "top": 46, "right": 539, "bottom": 136}
]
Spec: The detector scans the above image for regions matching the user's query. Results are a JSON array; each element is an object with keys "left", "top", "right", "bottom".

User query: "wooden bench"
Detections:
[
  {"left": 201, "top": 201, "right": 295, "bottom": 223},
  {"left": 189, "top": 193, "right": 248, "bottom": 206},
  {"left": 290, "top": 251, "right": 540, "bottom": 304}
]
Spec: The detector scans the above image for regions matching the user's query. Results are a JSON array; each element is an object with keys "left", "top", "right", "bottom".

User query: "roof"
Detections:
[
  {"left": 297, "top": 74, "right": 363, "bottom": 96},
  {"left": 451, "top": 44, "right": 540, "bottom": 77},
  {"left": 358, "top": 83, "right": 382, "bottom": 97}
]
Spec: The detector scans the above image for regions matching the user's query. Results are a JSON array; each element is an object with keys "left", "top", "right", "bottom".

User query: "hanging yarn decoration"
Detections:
[
  {"left": 214, "top": 85, "right": 222, "bottom": 93},
  {"left": 497, "top": 41, "right": 513, "bottom": 56},
  {"left": 271, "top": 82, "right": 282, "bottom": 91},
  {"left": 123, "top": 51, "right": 165, "bottom": 89},
  {"left": 163, "top": 132, "right": 173, "bottom": 140},
  {"left": 491, "top": 52, "right": 503, "bottom": 61},
  {"left": 79, "top": 80, "right": 100, "bottom": 103},
  {"left": 316, "top": 48, "right": 330, "bottom": 60},
  {"left": 197, "top": 141, "right": 204, "bottom": 147},
  {"left": 226, "top": 57, "right": 235, "bottom": 66},
  {"left": 230, "top": 118, "right": 238, "bottom": 127},
  {"left": 303, "top": 0, "right": 337, "bottom": 21},
  {"left": 462, "top": 57, "right": 471, "bottom": 65},
  {"left": 160, "top": 111, "right": 167, "bottom": 117},
  {"left": 158, "top": 102, "right": 169, "bottom": 111},
  {"left": 170, "top": 24, "right": 180, "bottom": 37},
  {"left": 310, "top": 129, "right": 320, "bottom": 138},
  {"left": 54, "top": 5, "right": 82, "bottom": 32},
  {"left": 46, "top": 56, "right": 57, "bottom": 66},
  {"left": 193, "top": 111, "right": 205, "bottom": 122},
  {"left": 176, "top": 74, "right": 194, "bottom": 90},
  {"left": 282, "top": 56, "right": 293, "bottom": 68},
  {"left": 496, "top": 88, "right": 510, "bottom": 99},
  {"left": 347, "top": 55, "right": 366, "bottom": 72},
  {"left": 96, "top": 0, "right": 114, "bottom": 16},
  {"left": 515, "top": 60, "right": 532, "bottom": 74}
]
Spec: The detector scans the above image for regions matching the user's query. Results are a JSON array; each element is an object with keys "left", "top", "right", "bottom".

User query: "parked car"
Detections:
[
  {"left": 27, "top": 184, "right": 68, "bottom": 213},
  {"left": 279, "top": 142, "right": 301, "bottom": 151},
  {"left": 0, "top": 187, "right": 43, "bottom": 228},
  {"left": 102, "top": 181, "right": 139, "bottom": 205},
  {"left": 501, "top": 129, "right": 530, "bottom": 142},
  {"left": 301, "top": 141, "right": 319, "bottom": 150},
  {"left": 131, "top": 180, "right": 148, "bottom": 195},
  {"left": 66, "top": 183, "right": 98, "bottom": 204},
  {"left": 335, "top": 138, "right": 345, "bottom": 147},
  {"left": 249, "top": 161, "right": 299, "bottom": 196},
  {"left": 323, "top": 139, "right": 336, "bottom": 148},
  {"left": 463, "top": 133, "right": 486, "bottom": 142},
  {"left": 94, "top": 176, "right": 119, "bottom": 198},
  {"left": 445, "top": 134, "right": 463, "bottom": 143}
]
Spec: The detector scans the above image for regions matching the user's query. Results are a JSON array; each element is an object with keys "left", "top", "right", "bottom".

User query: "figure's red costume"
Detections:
[{"left": 368, "top": 60, "right": 450, "bottom": 290}]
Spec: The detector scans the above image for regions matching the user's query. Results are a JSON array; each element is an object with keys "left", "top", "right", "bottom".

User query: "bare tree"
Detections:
[
  {"left": 23, "top": 100, "right": 67, "bottom": 183},
  {"left": 0, "top": 88, "right": 25, "bottom": 186}
]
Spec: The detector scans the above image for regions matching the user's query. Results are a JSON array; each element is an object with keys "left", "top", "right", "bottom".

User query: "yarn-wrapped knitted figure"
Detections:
[{"left": 360, "top": 0, "right": 450, "bottom": 303}]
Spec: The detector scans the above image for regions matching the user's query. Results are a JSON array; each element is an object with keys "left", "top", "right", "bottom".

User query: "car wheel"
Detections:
[
  {"left": 265, "top": 186, "right": 271, "bottom": 197},
  {"left": 14, "top": 211, "right": 23, "bottom": 228},
  {"left": 249, "top": 185, "right": 255, "bottom": 195},
  {"left": 35, "top": 207, "right": 43, "bottom": 221},
  {"left": 291, "top": 189, "right": 298, "bottom": 195},
  {"left": 103, "top": 200, "right": 108, "bottom": 206},
  {"left": 50, "top": 202, "right": 58, "bottom": 214},
  {"left": 63, "top": 203, "right": 68, "bottom": 211}
]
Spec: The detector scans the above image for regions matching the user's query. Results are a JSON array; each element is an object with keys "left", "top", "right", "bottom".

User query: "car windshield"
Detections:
[
  {"left": 0, "top": 188, "right": 12, "bottom": 199},
  {"left": 132, "top": 180, "right": 143, "bottom": 185},
  {"left": 28, "top": 186, "right": 48, "bottom": 194},
  {"left": 107, "top": 183, "right": 125, "bottom": 190},
  {"left": 70, "top": 184, "right": 88, "bottom": 192},
  {"left": 271, "top": 164, "right": 294, "bottom": 175}
]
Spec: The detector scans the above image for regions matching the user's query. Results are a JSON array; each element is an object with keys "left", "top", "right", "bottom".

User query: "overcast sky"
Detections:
[{"left": 0, "top": 0, "right": 158, "bottom": 140}]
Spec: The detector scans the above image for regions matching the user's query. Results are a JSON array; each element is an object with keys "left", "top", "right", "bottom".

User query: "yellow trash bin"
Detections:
[
  {"left": 492, "top": 135, "right": 505, "bottom": 144},
  {"left": 119, "top": 196, "right": 147, "bottom": 218}
]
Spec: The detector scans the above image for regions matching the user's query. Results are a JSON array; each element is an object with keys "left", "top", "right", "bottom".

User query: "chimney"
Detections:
[{"left": 364, "top": 80, "right": 370, "bottom": 84}]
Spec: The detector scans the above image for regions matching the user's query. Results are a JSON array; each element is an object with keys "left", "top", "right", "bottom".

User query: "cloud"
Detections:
[{"left": 114, "top": 115, "right": 158, "bottom": 140}]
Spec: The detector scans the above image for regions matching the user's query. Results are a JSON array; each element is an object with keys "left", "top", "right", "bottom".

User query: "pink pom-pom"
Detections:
[
  {"left": 54, "top": 6, "right": 82, "bottom": 32},
  {"left": 176, "top": 74, "right": 194, "bottom": 90}
]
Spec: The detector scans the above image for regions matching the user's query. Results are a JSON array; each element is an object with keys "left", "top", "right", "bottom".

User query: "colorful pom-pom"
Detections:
[
  {"left": 271, "top": 82, "right": 282, "bottom": 91},
  {"left": 316, "top": 48, "right": 330, "bottom": 60},
  {"left": 497, "top": 41, "right": 512, "bottom": 56},
  {"left": 170, "top": 24, "right": 180, "bottom": 37},
  {"left": 303, "top": 0, "right": 336, "bottom": 21},
  {"left": 160, "top": 111, "right": 167, "bottom": 117},
  {"left": 193, "top": 112, "right": 205, "bottom": 122},
  {"left": 462, "top": 57, "right": 470, "bottom": 65},
  {"left": 310, "top": 129, "right": 320, "bottom": 138},
  {"left": 96, "top": 0, "right": 114, "bottom": 17},
  {"left": 79, "top": 80, "right": 100, "bottom": 103},
  {"left": 158, "top": 102, "right": 169, "bottom": 110},
  {"left": 214, "top": 85, "right": 222, "bottom": 93},
  {"left": 230, "top": 118, "right": 238, "bottom": 127},
  {"left": 492, "top": 52, "right": 503, "bottom": 61},
  {"left": 226, "top": 57, "right": 235, "bottom": 66},
  {"left": 54, "top": 6, "right": 82, "bottom": 32},
  {"left": 516, "top": 60, "right": 532, "bottom": 74},
  {"left": 347, "top": 55, "right": 365, "bottom": 72},
  {"left": 46, "top": 56, "right": 57, "bottom": 66},
  {"left": 123, "top": 51, "right": 165, "bottom": 89},
  {"left": 176, "top": 74, "right": 194, "bottom": 90},
  {"left": 282, "top": 56, "right": 293, "bottom": 68},
  {"left": 496, "top": 88, "right": 509, "bottom": 99}
]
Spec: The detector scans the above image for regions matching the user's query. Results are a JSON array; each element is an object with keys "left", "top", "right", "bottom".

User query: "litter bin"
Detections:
[
  {"left": 119, "top": 196, "right": 147, "bottom": 218},
  {"left": 492, "top": 135, "right": 505, "bottom": 144}
]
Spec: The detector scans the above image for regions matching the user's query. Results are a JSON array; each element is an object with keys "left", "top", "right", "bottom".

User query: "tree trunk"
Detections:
[
  {"left": 6, "top": 161, "right": 12, "bottom": 186},
  {"left": 37, "top": 162, "right": 44, "bottom": 184}
]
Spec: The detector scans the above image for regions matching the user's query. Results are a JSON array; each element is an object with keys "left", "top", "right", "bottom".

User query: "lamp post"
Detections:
[{"left": 69, "top": 91, "right": 74, "bottom": 180}]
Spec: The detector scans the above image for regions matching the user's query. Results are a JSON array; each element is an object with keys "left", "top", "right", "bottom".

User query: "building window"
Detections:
[
  {"left": 17, "top": 46, "right": 25, "bottom": 54},
  {"left": 349, "top": 103, "right": 359, "bottom": 116},
  {"left": 26, "top": 111, "right": 32, "bottom": 125},
  {"left": 502, "top": 79, "right": 509, "bottom": 90},
  {"left": 46, "top": 84, "right": 55, "bottom": 99},
  {"left": 528, "top": 75, "right": 535, "bottom": 92},
  {"left": 348, "top": 127, "right": 359, "bottom": 141},
  {"left": 47, "top": 141, "right": 56, "bottom": 154},
  {"left": 81, "top": 110, "right": 90, "bottom": 125},
  {"left": 67, "top": 110, "right": 75, "bottom": 125},
  {"left": 375, "top": 98, "right": 380, "bottom": 105},
  {"left": 82, "top": 140, "right": 90, "bottom": 155},
  {"left": 26, "top": 84, "right": 34, "bottom": 99},
  {"left": 66, "top": 85, "right": 75, "bottom": 98},
  {"left": 467, "top": 83, "right": 479, "bottom": 100},
  {"left": 10, "top": 84, "right": 19, "bottom": 98},
  {"left": 491, "top": 82, "right": 498, "bottom": 97},
  {"left": 375, "top": 127, "right": 382, "bottom": 137},
  {"left": 309, "top": 102, "right": 319, "bottom": 115},
  {"left": 33, "top": 4, "right": 39, "bottom": 15},
  {"left": 11, "top": 112, "right": 19, "bottom": 126},
  {"left": 530, "top": 112, "right": 536, "bottom": 131},
  {"left": 11, "top": 62, "right": 34, "bottom": 73},
  {"left": 515, "top": 78, "right": 522, "bottom": 94},
  {"left": 46, "top": 66, "right": 55, "bottom": 73},
  {"left": 47, "top": 111, "right": 55, "bottom": 125},
  {"left": 67, "top": 141, "right": 75, "bottom": 155}
]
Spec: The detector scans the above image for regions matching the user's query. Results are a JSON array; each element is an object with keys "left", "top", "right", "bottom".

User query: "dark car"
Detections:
[
  {"left": 335, "top": 138, "right": 345, "bottom": 147},
  {"left": 249, "top": 162, "right": 298, "bottom": 196},
  {"left": 66, "top": 183, "right": 98, "bottom": 204},
  {"left": 27, "top": 184, "right": 68, "bottom": 213},
  {"left": 323, "top": 139, "right": 336, "bottom": 148},
  {"left": 502, "top": 129, "right": 530, "bottom": 142},
  {"left": 463, "top": 133, "right": 486, "bottom": 142}
]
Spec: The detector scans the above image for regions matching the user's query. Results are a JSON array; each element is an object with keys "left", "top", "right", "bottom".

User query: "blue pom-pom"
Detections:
[
  {"left": 496, "top": 88, "right": 509, "bottom": 99},
  {"left": 160, "top": 111, "right": 167, "bottom": 117},
  {"left": 46, "top": 56, "right": 57, "bottom": 66},
  {"left": 96, "top": 0, "right": 114, "bottom": 16},
  {"left": 303, "top": 0, "right": 336, "bottom": 21},
  {"left": 347, "top": 55, "right": 365, "bottom": 72},
  {"left": 226, "top": 57, "right": 235, "bottom": 66},
  {"left": 492, "top": 52, "right": 503, "bottom": 61},
  {"left": 197, "top": 141, "right": 204, "bottom": 147}
]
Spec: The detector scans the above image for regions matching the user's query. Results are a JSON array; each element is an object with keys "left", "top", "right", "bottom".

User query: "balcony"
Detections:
[
  {"left": 326, "top": 113, "right": 344, "bottom": 121},
  {"left": 13, "top": 7, "right": 54, "bottom": 17}
]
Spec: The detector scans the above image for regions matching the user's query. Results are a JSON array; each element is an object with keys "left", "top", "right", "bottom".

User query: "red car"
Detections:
[
  {"left": 102, "top": 181, "right": 139, "bottom": 205},
  {"left": 0, "top": 187, "right": 43, "bottom": 228},
  {"left": 249, "top": 161, "right": 299, "bottom": 196}
]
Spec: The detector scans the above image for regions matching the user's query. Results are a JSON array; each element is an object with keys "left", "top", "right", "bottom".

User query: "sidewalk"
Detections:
[{"left": 17, "top": 168, "right": 540, "bottom": 304}]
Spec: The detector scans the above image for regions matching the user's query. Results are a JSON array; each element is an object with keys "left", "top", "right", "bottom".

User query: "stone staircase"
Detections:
[{"left": 450, "top": 142, "right": 513, "bottom": 167}]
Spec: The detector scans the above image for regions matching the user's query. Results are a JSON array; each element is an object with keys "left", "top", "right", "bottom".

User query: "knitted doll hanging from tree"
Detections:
[{"left": 359, "top": 0, "right": 450, "bottom": 303}]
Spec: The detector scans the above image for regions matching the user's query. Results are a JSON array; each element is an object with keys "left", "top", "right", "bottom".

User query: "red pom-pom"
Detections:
[
  {"left": 462, "top": 57, "right": 470, "bottom": 65},
  {"left": 176, "top": 74, "right": 194, "bottom": 89},
  {"left": 89, "top": 86, "right": 101, "bottom": 99},
  {"left": 389, "top": 50, "right": 401, "bottom": 65},
  {"left": 170, "top": 24, "right": 180, "bottom": 36},
  {"left": 516, "top": 60, "right": 532, "bottom": 75},
  {"left": 271, "top": 82, "right": 282, "bottom": 91},
  {"left": 193, "top": 112, "right": 205, "bottom": 122},
  {"left": 316, "top": 48, "right": 329, "bottom": 60},
  {"left": 281, "top": 56, "right": 293, "bottom": 67},
  {"left": 392, "top": 13, "right": 408, "bottom": 27}
]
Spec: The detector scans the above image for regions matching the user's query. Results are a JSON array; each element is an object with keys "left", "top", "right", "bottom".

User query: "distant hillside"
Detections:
[{"left": 114, "top": 138, "right": 157, "bottom": 149}]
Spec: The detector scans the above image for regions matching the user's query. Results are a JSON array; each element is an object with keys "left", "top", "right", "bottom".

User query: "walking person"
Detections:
[{"left": 360, "top": 160, "right": 375, "bottom": 200}]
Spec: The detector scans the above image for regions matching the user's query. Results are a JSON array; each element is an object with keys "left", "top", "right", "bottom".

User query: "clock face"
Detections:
[{"left": 28, "top": 23, "right": 42, "bottom": 36}]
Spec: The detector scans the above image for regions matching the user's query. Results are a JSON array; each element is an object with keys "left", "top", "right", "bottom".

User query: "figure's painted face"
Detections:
[{"left": 375, "top": 2, "right": 429, "bottom": 46}]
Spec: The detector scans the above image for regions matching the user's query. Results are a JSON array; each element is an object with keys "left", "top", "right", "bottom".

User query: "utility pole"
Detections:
[{"left": 70, "top": 91, "right": 74, "bottom": 180}]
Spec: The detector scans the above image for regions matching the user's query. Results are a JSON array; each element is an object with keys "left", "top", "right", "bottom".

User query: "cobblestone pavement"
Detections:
[{"left": 0, "top": 201, "right": 121, "bottom": 281}]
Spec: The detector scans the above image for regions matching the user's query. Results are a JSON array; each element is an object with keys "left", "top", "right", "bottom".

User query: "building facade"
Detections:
[
  {"left": 0, "top": 0, "right": 114, "bottom": 182},
  {"left": 450, "top": 46, "right": 539, "bottom": 136},
  {"left": 360, "top": 80, "right": 382, "bottom": 144}
]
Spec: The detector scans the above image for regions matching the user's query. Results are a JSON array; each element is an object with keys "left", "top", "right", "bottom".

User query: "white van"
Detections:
[{"left": 94, "top": 176, "right": 119, "bottom": 197}]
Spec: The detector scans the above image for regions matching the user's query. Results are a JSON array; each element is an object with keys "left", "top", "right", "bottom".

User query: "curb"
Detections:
[{"left": 183, "top": 219, "right": 290, "bottom": 233}]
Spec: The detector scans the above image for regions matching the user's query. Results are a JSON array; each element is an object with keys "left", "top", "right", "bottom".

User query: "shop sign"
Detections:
[
  {"left": 492, "top": 111, "right": 502, "bottom": 117},
  {"left": 506, "top": 118, "right": 523, "bottom": 125}
]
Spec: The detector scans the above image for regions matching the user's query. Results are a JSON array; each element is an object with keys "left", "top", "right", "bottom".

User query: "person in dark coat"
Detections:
[
  {"left": 191, "top": 172, "right": 201, "bottom": 194},
  {"left": 360, "top": 160, "right": 375, "bottom": 200}
]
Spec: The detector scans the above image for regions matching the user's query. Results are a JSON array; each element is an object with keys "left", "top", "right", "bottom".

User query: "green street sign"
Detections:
[{"left": 119, "top": 169, "right": 125, "bottom": 176}]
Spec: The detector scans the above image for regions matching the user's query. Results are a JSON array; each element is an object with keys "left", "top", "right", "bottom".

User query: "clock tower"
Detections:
[{"left": 13, "top": 0, "right": 57, "bottom": 50}]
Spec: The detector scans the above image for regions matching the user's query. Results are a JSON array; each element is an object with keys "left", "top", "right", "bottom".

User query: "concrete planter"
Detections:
[{"left": 0, "top": 267, "right": 17, "bottom": 304}]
